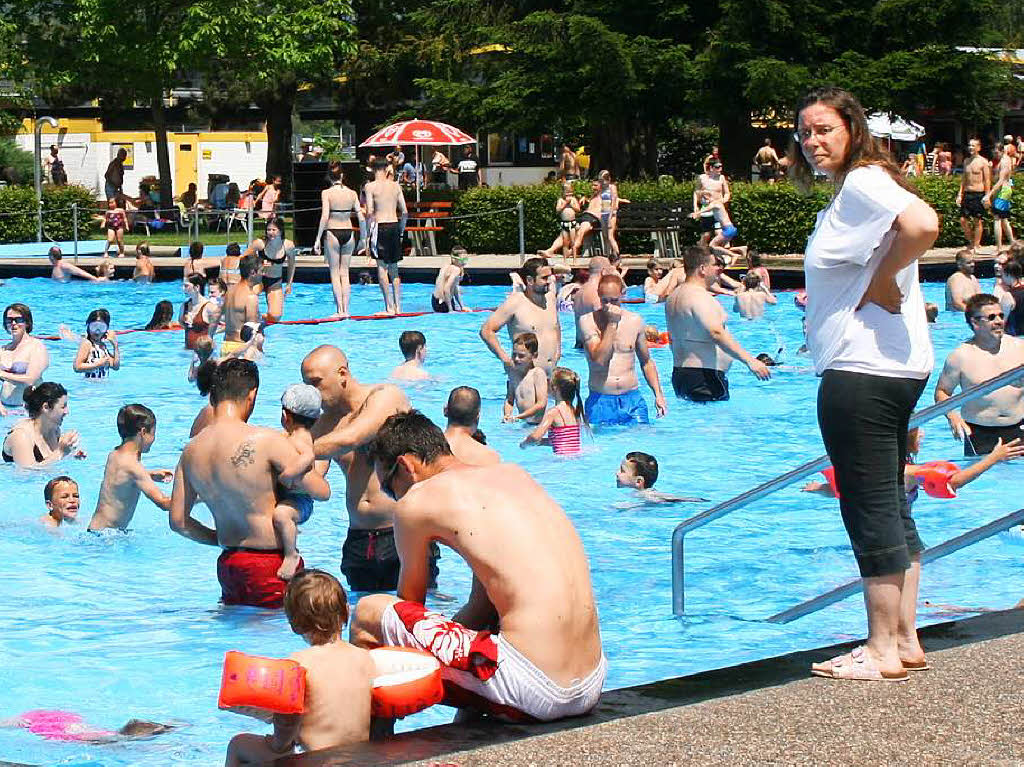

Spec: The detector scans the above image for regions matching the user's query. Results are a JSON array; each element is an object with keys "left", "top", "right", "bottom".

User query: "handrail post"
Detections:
[
  {"left": 671, "top": 529, "right": 686, "bottom": 615},
  {"left": 36, "top": 199, "right": 43, "bottom": 243},
  {"left": 517, "top": 199, "right": 525, "bottom": 264},
  {"left": 72, "top": 203, "right": 79, "bottom": 263},
  {"left": 247, "top": 203, "right": 254, "bottom": 246}
]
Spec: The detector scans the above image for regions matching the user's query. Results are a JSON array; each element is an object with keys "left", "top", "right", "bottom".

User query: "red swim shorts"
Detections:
[{"left": 216, "top": 547, "right": 303, "bottom": 609}]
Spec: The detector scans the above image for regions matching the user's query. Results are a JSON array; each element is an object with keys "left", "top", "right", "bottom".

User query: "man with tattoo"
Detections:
[
  {"left": 170, "top": 358, "right": 324, "bottom": 608},
  {"left": 295, "top": 345, "right": 439, "bottom": 592}
]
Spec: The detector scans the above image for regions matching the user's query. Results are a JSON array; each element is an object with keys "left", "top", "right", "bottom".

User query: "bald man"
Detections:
[
  {"left": 296, "top": 345, "right": 439, "bottom": 592},
  {"left": 443, "top": 386, "right": 501, "bottom": 466}
]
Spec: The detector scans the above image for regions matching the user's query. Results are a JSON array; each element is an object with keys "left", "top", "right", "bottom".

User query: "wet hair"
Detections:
[
  {"left": 446, "top": 386, "right": 481, "bottom": 427},
  {"left": 512, "top": 331, "right": 538, "bottom": 355},
  {"left": 48, "top": 245, "right": 62, "bottom": 261},
  {"left": 266, "top": 216, "right": 287, "bottom": 239},
  {"left": 399, "top": 330, "right": 426, "bottom": 360},
  {"left": 755, "top": 353, "right": 779, "bottom": 366},
  {"left": 682, "top": 246, "right": 712, "bottom": 274},
  {"left": 186, "top": 273, "right": 207, "bottom": 295},
  {"left": 23, "top": 381, "right": 67, "bottom": 418},
  {"left": 44, "top": 475, "right": 77, "bottom": 503},
  {"left": 925, "top": 302, "right": 939, "bottom": 323},
  {"left": 471, "top": 428, "right": 488, "bottom": 444},
  {"left": 789, "top": 87, "right": 915, "bottom": 196},
  {"left": 519, "top": 257, "right": 548, "bottom": 282},
  {"left": 550, "top": 367, "right": 588, "bottom": 428},
  {"left": 625, "top": 451, "right": 658, "bottom": 489},
  {"left": 225, "top": 242, "right": 241, "bottom": 257},
  {"left": 742, "top": 273, "right": 761, "bottom": 289},
  {"left": 188, "top": 241, "right": 204, "bottom": 260},
  {"left": 85, "top": 308, "right": 111, "bottom": 332},
  {"left": 328, "top": 160, "right": 343, "bottom": 182},
  {"left": 4, "top": 303, "right": 33, "bottom": 333},
  {"left": 117, "top": 403, "right": 156, "bottom": 439},
  {"left": 965, "top": 293, "right": 1001, "bottom": 326},
  {"left": 145, "top": 300, "right": 174, "bottom": 330},
  {"left": 240, "top": 323, "right": 259, "bottom": 343},
  {"left": 195, "top": 359, "right": 217, "bottom": 396},
  {"left": 210, "top": 358, "right": 259, "bottom": 405},
  {"left": 135, "top": 242, "right": 150, "bottom": 256},
  {"left": 239, "top": 253, "right": 260, "bottom": 280},
  {"left": 370, "top": 410, "right": 452, "bottom": 471},
  {"left": 284, "top": 569, "right": 349, "bottom": 644}
]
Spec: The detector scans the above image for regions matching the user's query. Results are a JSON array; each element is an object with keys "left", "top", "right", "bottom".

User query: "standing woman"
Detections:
[
  {"left": 255, "top": 175, "right": 282, "bottom": 220},
  {"left": 0, "top": 304, "right": 49, "bottom": 408},
  {"left": 73, "top": 308, "right": 120, "bottom": 379},
  {"left": 246, "top": 216, "right": 296, "bottom": 323},
  {"left": 794, "top": 87, "right": 939, "bottom": 682},
  {"left": 313, "top": 161, "right": 365, "bottom": 318}
]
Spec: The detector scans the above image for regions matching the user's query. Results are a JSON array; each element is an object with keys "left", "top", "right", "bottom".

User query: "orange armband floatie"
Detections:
[
  {"left": 907, "top": 460, "right": 959, "bottom": 499},
  {"left": 218, "top": 651, "right": 306, "bottom": 717},
  {"left": 369, "top": 647, "right": 444, "bottom": 719}
]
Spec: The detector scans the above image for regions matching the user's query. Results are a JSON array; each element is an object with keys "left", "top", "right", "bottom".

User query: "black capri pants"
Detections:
[{"left": 817, "top": 370, "right": 927, "bottom": 579}]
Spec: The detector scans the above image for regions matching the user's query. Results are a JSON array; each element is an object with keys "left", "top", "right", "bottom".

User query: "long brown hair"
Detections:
[{"left": 788, "top": 86, "right": 917, "bottom": 196}]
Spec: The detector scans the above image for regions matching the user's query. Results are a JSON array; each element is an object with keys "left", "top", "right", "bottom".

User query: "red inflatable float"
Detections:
[
  {"left": 369, "top": 647, "right": 444, "bottom": 718},
  {"left": 218, "top": 651, "right": 306, "bottom": 718},
  {"left": 821, "top": 460, "right": 958, "bottom": 500}
]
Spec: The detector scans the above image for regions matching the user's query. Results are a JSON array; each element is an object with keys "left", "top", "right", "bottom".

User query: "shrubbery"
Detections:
[
  {"left": 0, "top": 185, "right": 98, "bottom": 243},
  {"left": 451, "top": 175, "right": 994, "bottom": 255}
]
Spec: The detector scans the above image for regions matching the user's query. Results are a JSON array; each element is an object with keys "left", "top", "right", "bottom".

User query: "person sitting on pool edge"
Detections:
[
  {"left": 390, "top": 330, "right": 430, "bottom": 381},
  {"left": 615, "top": 451, "right": 707, "bottom": 505},
  {"left": 88, "top": 404, "right": 173, "bottom": 532},
  {"left": 48, "top": 245, "right": 105, "bottom": 283},
  {"left": 226, "top": 570, "right": 376, "bottom": 764},
  {"left": 40, "top": 475, "right": 81, "bottom": 528},
  {"left": 350, "top": 411, "right": 606, "bottom": 724}
]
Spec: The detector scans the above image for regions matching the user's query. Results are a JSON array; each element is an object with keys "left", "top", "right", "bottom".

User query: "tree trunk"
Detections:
[
  {"left": 261, "top": 86, "right": 298, "bottom": 198},
  {"left": 717, "top": 111, "right": 756, "bottom": 181},
  {"left": 590, "top": 119, "right": 659, "bottom": 180},
  {"left": 151, "top": 95, "right": 173, "bottom": 219}
]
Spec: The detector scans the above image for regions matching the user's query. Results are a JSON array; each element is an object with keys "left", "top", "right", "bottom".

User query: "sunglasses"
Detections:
[
  {"left": 972, "top": 311, "right": 1004, "bottom": 322},
  {"left": 4, "top": 316, "right": 27, "bottom": 327}
]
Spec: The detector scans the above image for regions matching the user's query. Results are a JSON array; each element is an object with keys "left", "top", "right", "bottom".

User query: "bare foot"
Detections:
[{"left": 277, "top": 553, "right": 301, "bottom": 581}]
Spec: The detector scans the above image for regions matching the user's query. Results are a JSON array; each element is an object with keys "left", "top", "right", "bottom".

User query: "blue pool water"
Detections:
[{"left": 0, "top": 276, "right": 1021, "bottom": 764}]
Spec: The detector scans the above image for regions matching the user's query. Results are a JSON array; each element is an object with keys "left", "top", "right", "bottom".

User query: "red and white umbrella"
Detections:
[
  {"left": 360, "top": 119, "right": 476, "bottom": 200},
  {"left": 360, "top": 119, "right": 476, "bottom": 147}
]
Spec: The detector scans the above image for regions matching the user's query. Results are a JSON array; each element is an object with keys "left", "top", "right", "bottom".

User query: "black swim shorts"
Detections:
[
  {"left": 964, "top": 419, "right": 1024, "bottom": 457},
  {"left": 340, "top": 527, "right": 439, "bottom": 592},
  {"left": 578, "top": 212, "right": 601, "bottom": 231},
  {"left": 960, "top": 191, "right": 986, "bottom": 219},
  {"left": 672, "top": 366, "right": 729, "bottom": 402},
  {"left": 375, "top": 222, "right": 403, "bottom": 265},
  {"left": 699, "top": 214, "right": 716, "bottom": 233}
]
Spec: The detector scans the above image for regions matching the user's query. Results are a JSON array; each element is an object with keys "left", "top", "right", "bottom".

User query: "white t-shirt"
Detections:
[
  {"left": 804, "top": 165, "right": 933, "bottom": 379},
  {"left": 458, "top": 159, "right": 478, "bottom": 174}
]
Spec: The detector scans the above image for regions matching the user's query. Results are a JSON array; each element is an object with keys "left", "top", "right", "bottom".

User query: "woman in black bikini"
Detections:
[
  {"left": 2, "top": 382, "right": 84, "bottom": 467},
  {"left": 245, "top": 216, "right": 296, "bottom": 323},
  {"left": 313, "top": 161, "right": 365, "bottom": 318}
]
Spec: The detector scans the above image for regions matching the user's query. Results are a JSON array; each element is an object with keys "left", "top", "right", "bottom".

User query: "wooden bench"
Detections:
[
  {"left": 406, "top": 200, "right": 453, "bottom": 256},
  {"left": 614, "top": 201, "right": 687, "bottom": 259}
]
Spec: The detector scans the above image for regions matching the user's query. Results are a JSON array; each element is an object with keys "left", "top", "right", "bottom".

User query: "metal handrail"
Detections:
[
  {"left": 767, "top": 507, "right": 1024, "bottom": 623},
  {"left": 671, "top": 363, "right": 1024, "bottom": 616}
]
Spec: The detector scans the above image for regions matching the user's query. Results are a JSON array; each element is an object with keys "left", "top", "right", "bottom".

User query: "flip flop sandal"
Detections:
[
  {"left": 901, "top": 659, "right": 931, "bottom": 672},
  {"left": 810, "top": 646, "right": 909, "bottom": 682}
]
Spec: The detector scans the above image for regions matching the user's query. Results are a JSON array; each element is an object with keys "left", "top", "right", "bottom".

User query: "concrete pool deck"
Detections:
[{"left": 285, "top": 607, "right": 1023, "bottom": 766}]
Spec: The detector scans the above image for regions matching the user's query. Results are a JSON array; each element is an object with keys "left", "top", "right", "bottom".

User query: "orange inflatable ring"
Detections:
[
  {"left": 369, "top": 647, "right": 444, "bottom": 719},
  {"left": 218, "top": 651, "right": 306, "bottom": 717},
  {"left": 648, "top": 331, "right": 671, "bottom": 347},
  {"left": 821, "top": 465, "right": 840, "bottom": 497},
  {"left": 907, "top": 460, "right": 959, "bottom": 499}
]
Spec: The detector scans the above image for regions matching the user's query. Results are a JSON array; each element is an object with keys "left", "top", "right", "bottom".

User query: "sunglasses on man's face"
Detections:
[
  {"left": 4, "top": 316, "right": 26, "bottom": 328},
  {"left": 972, "top": 311, "right": 1004, "bottom": 322}
]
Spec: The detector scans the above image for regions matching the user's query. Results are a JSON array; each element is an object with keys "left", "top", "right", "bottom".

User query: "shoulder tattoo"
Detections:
[{"left": 230, "top": 440, "right": 256, "bottom": 468}]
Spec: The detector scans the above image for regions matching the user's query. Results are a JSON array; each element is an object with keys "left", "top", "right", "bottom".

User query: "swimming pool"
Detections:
[{"left": 0, "top": 276, "right": 1020, "bottom": 764}]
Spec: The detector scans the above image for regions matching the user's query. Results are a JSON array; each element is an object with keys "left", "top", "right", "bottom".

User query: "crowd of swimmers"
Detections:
[{"left": 2, "top": 234, "right": 1024, "bottom": 760}]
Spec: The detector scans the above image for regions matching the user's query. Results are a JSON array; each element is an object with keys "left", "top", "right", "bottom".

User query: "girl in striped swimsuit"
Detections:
[{"left": 520, "top": 367, "right": 588, "bottom": 456}]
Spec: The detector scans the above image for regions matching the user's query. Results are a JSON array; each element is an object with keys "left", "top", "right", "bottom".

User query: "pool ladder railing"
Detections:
[{"left": 671, "top": 363, "right": 1024, "bottom": 617}]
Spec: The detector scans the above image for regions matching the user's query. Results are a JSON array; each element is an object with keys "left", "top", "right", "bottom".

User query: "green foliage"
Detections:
[
  {"left": 0, "top": 140, "right": 36, "bottom": 184},
  {"left": 450, "top": 175, "right": 985, "bottom": 254},
  {"left": 658, "top": 122, "right": 719, "bottom": 178},
  {"left": 0, "top": 185, "right": 96, "bottom": 243}
]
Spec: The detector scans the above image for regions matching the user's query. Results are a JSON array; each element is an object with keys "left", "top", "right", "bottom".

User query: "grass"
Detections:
[{"left": 78, "top": 214, "right": 297, "bottom": 247}]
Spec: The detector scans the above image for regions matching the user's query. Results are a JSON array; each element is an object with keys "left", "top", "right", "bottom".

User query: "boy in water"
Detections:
[
  {"left": 87, "top": 404, "right": 173, "bottom": 531},
  {"left": 615, "top": 451, "right": 706, "bottom": 506},
  {"left": 390, "top": 330, "right": 430, "bottom": 381},
  {"left": 225, "top": 570, "right": 376, "bottom": 764},
  {"left": 502, "top": 332, "right": 548, "bottom": 424},
  {"left": 40, "top": 476, "right": 81, "bottom": 528},
  {"left": 275, "top": 384, "right": 331, "bottom": 580}
]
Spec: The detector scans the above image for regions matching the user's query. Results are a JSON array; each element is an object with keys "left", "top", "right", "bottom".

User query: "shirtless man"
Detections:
[
  {"left": 480, "top": 257, "right": 561, "bottom": 375},
  {"left": 444, "top": 386, "right": 500, "bottom": 466},
  {"left": 733, "top": 273, "right": 777, "bottom": 320},
  {"left": 580, "top": 275, "right": 667, "bottom": 425},
  {"left": 694, "top": 160, "right": 730, "bottom": 246},
  {"left": 957, "top": 138, "right": 990, "bottom": 253},
  {"left": 666, "top": 246, "right": 770, "bottom": 402},
  {"left": 431, "top": 253, "right": 468, "bottom": 313},
  {"left": 88, "top": 404, "right": 172, "bottom": 531},
  {"left": 220, "top": 254, "right": 260, "bottom": 357},
  {"left": 364, "top": 159, "right": 408, "bottom": 315},
  {"left": 48, "top": 246, "right": 103, "bottom": 283},
  {"left": 350, "top": 412, "right": 606, "bottom": 723},
  {"left": 559, "top": 144, "right": 580, "bottom": 180},
  {"left": 169, "top": 359, "right": 312, "bottom": 608},
  {"left": 571, "top": 255, "right": 611, "bottom": 347},
  {"left": 753, "top": 139, "right": 780, "bottom": 183},
  {"left": 987, "top": 143, "right": 1016, "bottom": 252},
  {"left": 945, "top": 251, "right": 982, "bottom": 311},
  {"left": 934, "top": 293, "right": 1024, "bottom": 456},
  {"left": 298, "top": 345, "right": 439, "bottom": 592}
]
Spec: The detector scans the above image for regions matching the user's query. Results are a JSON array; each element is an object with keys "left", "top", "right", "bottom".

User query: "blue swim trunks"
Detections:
[
  {"left": 281, "top": 491, "right": 314, "bottom": 525},
  {"left": 584, "top": 389, "right": 649, "bottom": 426}
]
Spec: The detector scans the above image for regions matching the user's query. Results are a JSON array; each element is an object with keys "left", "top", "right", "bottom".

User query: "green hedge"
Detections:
[
  {"left": 451, "top": 176, "right": 997, "bottom": 255},
  {"left": 0, "top": 185, "right": 99, "bottom": 243}
]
